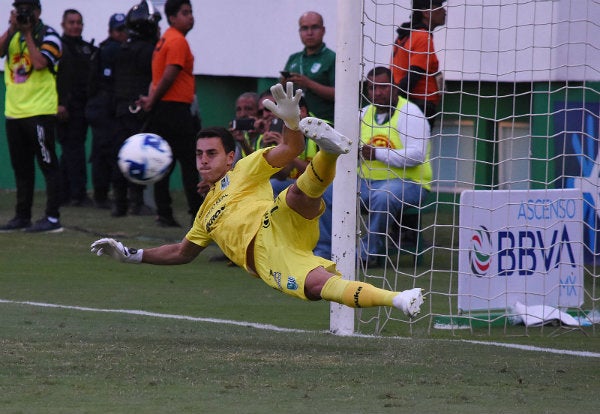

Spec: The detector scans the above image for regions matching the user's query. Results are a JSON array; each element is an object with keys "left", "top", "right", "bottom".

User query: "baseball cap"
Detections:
[
  {"left": 13, "top": 0, "right": 41, "bottom": 8},
  {"left": 413, "top": 0, "right": 445, "bottom": 10},
  {"left": 109, "top": 13, "right": 126, "bottom": 30}
]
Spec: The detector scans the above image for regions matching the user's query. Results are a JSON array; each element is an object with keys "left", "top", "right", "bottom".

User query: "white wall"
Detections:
[
  {"left": 2, "top": 0, "right": 598, "bottom": 82},
  {"left": 3, "top": 0, "right": 337, "bottom": 78},
  {"left": 361, "top": 0, "right": 600, "bottom": 83},
  {"left": 440, "top": 0, "right": 600, "bottom": 82}
]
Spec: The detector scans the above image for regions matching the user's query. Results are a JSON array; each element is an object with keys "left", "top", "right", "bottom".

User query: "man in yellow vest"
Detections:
[
  {"left": 0, "top": 0, "right": 63, "bottom": 233},
  {"left": 315, "top": 66, "right": 432, "bottom": 266}
]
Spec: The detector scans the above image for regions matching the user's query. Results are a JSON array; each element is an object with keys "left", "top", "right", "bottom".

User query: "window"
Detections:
[
  {"left": 497, "top": 122, "right": 531, "bottom": 190},
  {"left": 430, "top": 119, "right": 476, "bottom": 193}
]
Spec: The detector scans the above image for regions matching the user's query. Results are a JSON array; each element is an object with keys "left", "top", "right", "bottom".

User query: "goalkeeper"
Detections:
[{"left": 91, "top": 82, "right": 424, "bottom": 317}]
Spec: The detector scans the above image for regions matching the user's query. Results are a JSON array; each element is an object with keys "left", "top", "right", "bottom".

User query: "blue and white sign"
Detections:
[
  {"left": 458, "top": 189, "right": 583, "bottom": 311},
  {"left": 554, "top": 102, "right": 600, "bottom": 263}
]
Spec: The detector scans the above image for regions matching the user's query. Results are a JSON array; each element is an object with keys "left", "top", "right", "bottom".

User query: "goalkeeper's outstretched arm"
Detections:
[
  {"left": 142, "top": 238, "right": 204, "bottom": 265},
  {"left": 91, "top": 237, "right": 204, "bottom": 265}
]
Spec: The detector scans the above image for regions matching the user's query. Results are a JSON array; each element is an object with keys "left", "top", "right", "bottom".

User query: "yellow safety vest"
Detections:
[{"left": 359, "top": 97, "right": 432, "bottom": 190}]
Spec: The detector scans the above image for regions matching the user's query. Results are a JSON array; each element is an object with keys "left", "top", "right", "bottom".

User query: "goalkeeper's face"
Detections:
[{"left": 195, "top": 137, "right": 235, "bottom": 185}]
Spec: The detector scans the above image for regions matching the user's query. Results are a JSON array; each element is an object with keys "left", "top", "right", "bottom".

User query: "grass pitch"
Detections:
[{"left": 1, "top": 190, "right": 599, "bottom": 413}]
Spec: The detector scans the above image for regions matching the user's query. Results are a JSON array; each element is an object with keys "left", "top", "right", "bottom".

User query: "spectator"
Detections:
[
  {"left": 56, "top": 9, "right": 96, "bottom": 207},
  {"left": 282, "top": 11, "right": 335, "bottom": 123},
  {"left": 314, "top": 67, "right": 432, "bottom": 266},
  {"left": 391, "top": 0, "right": 446, "bottom": 127},
  {"left": 85, "top": 13, "right": 128, "bottom": 210},
  {"left": 111, "top": 1, "right": 162, "bottom": 217},
  {"left": 0, "top": 0, "right": 63, "bottom": 233},
  {"left": 136, "top": 0, "right": 202, "bottom": 227},
  {"left": 229, "top": 91, "right": 260, "bottom": 163}
]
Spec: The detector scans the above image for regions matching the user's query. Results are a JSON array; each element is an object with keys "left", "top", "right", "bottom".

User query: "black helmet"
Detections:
[{"left": 126, "top": 0, "right": 162, "bottom": 40}]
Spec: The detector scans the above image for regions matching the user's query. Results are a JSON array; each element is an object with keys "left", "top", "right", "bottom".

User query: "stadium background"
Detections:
[{"left": 1, "top": 0, "right": 599, "bottom": 234}]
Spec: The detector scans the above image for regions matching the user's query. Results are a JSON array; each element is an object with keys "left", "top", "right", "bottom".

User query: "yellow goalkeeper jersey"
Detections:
[{"left": 186, "top": 148, "right": 281, "bottom": 270}]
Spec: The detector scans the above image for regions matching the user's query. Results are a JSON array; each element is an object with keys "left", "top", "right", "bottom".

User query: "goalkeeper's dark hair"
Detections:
[{"left": 196, "top": 127, "right": 236, "bottom": 154}]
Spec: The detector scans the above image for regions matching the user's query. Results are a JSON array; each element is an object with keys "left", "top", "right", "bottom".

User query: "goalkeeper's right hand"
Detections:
[
  {"left": 90, "top": 238, "right": 143, "bottom": 264},
  {"left": 262, "top": 82, "right": 301, "bottom": 131}
]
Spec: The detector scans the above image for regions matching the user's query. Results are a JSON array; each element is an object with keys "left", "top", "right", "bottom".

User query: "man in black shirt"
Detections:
[{"left": 56, "top": 9, "right": 95, "bottom": 207}]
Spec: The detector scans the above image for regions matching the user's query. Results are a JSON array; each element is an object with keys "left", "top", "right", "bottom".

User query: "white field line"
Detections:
[
  {"left": 2, "top": 298, "right": 599, "bottom": 358},
  {"left": 462, "top": 339, "right": 600, "bottom": 358},
  {"left": 0, "top": 298, "right": 309, "bottom": 334}
]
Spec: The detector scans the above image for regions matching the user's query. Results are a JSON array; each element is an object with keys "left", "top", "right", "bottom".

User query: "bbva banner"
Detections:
[{"left": 458, "top": 189, "right": 583, "bottom": 311}]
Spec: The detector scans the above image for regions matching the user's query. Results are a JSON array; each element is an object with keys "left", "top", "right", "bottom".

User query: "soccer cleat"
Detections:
[
  {"left": 24, "top": 217, "right": 63, "bottom": 233},
  {"left": 299, "top": 117, "right": 352, "bottom": 154},
  {"left": 0, "top": 216, "right": 32, "bottom": 233},
  {"left": 392, "top": 288, "right": 424, "bottom": 317}
]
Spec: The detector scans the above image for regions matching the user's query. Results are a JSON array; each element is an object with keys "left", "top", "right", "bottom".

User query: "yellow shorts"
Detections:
[{"left": 253, "top": 188, "right": 340, "bottom": 300}]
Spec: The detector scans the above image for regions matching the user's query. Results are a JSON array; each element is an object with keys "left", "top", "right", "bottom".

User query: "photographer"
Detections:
[{"left": 0, "top": 0, "right": 64, "bottom": 233}]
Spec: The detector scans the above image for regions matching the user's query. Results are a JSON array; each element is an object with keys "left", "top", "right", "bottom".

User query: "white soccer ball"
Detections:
[{"left": 118, "top": 133, "right": 173, "bottom": 185}]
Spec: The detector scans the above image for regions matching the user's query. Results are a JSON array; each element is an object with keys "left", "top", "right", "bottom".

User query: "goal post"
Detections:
[
  {"left": 330, "top": 0, "right": 600, "bottom": 336},
  {"left": 329, "top": 0, "right": 362, "bottom": 335}
]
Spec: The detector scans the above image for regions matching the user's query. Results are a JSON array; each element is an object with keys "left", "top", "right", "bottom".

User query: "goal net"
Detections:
[{"left": 331, "top": 0, "right": 600, "bottom": 336}]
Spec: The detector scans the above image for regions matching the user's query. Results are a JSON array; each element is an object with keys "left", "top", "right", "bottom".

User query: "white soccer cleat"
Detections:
[
  {"left": 299, "top": 117, "right": 352, "bottom": 154},
  {"left": 392, "top": 288, "right": 424, "bottom": 318}
]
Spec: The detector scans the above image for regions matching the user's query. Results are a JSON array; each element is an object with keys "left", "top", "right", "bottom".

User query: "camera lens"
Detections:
[{"left": 16, "top": 7, "right": 32, "bottom": 25}]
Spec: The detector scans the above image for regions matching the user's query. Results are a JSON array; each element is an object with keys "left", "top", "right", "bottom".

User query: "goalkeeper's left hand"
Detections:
[
  {"left": 262, "top": 82, "right": 301, "bottom": 131},
  {"left": 90, "top": 238, "right": 143, "bottom": 264}
]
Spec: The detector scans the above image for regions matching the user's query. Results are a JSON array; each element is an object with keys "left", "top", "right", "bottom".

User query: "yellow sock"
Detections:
[
  {"left": 296, "top": 150, "right": 339, "bottom": 198},
  {"left": 321, "top": 276, "right": 397, "bottom": 308}
]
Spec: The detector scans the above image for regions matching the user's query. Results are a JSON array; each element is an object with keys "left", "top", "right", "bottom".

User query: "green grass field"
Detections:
[{"left": 1, "top": 190, "right": 599, "bottom": 413}]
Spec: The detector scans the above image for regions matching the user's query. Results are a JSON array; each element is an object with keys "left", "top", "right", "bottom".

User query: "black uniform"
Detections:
[
  {"left": 111, "top": 35, "right": 156, "bottom": 216},
  {"left": 85, "top": 36, "right": 121, "bottom": 208},
  {"left": 56, "top": 34, "right": 95, "bottom": 206}
]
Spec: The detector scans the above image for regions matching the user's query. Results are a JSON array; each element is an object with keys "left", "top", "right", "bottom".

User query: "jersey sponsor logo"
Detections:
[
  {"left": 213, "top": 193, "right": 228, "bottom": 206},
  {"left": 262, "top": 206, "right": 278, "bottom": 228},
  {"left": 270, "top": 270, "right": 282, "bottom": 290},
  {"left": 310, "top": 63, "right": 322, "bottom": 73},
  {"left": 205, "top": 205, "right": 225, "bottom": 233},
  {"left": 286, "top": 276, "right": 298, "bottom": 291}
]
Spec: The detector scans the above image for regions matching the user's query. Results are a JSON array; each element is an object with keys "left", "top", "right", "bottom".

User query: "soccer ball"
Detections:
[{"left": 118, "top": 133, "right": 173, "bottom": 185}]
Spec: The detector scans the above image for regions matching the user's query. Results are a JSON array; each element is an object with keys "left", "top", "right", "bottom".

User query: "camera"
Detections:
[
  {"left": 269, "top": 118, "right": 284, "bottom": 133},
  {"left": 232, "top": 118, "right": 255, "bottom": 131},
  {"left": 16, "top": 6, "right": 33, "bottom": 25}
]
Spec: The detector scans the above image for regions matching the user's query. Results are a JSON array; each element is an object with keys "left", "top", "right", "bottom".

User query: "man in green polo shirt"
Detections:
[{"left": 281, "top": 11, "right": 335, "bottom": 124}]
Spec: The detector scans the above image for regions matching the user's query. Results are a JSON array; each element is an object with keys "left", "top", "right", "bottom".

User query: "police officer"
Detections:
[
  {"left": 86, "top": 13, "right": 128, "bottom": 210},
  {"left": 56, "top": 9, "right": 96, "bottom": 207},
  {"left": 110, "top": 1, "right": 162, "bottom": 217}
]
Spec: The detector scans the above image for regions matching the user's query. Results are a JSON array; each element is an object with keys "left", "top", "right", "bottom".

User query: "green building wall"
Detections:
[
  {"left": 1, "top": 76, "right": 599, "bottom": 191},
  {"left": 0, "top": 75, "right": 278, "bottom": 190}
]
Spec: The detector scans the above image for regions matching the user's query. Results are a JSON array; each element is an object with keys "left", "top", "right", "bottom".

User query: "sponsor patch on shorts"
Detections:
[{"left": 287, "top": 276, "right": 298, "bottom": 291}]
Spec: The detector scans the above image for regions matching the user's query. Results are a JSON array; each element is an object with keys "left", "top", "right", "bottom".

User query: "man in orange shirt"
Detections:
[
  {"left": 137, "top": 0, "right": 202, "bottom": 227},
  {"left": 391, "top": 0, "right": 446, "bottom": 127}
]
